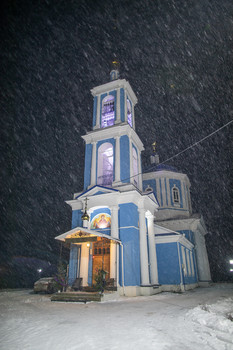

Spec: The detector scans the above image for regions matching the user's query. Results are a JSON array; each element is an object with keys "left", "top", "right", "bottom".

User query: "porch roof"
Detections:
[{"left": 55, "top": 226, "right": 121, "bottom": 244}]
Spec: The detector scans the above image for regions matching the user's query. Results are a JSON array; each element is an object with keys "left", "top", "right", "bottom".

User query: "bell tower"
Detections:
[{"left": 82, "top": 67, "right": 144, "bottom": 192}]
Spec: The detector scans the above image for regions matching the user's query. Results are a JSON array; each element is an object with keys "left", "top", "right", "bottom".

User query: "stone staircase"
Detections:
[{"left": 51, "top": 291, "right": 101, "bottom": 303}]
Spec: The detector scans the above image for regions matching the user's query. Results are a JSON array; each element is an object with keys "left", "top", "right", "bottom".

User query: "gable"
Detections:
[{"left": 75, "top": 185, "right": 119, "bottom": 199}]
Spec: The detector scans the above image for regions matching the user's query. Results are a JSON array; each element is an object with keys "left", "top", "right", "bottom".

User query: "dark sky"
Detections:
[{"left": 1, "top": 0, "right": 232, "bottom": 285}]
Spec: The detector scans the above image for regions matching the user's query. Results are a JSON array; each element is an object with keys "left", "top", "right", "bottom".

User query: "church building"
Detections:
[{"left": 55, "top": 67, "right": 211, "bottom": 297}]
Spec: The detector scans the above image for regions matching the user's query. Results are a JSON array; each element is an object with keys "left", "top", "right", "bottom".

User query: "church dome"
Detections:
[{"left": 144, "top": 163, "right": 179, "bottom": 174}]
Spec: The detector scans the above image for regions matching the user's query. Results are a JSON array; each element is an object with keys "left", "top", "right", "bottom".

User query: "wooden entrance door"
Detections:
[{"left": 92, "top": 238, "right": 110, "bottom": 285}]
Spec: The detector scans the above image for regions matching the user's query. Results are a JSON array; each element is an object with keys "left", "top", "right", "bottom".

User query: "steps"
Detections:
[{"left": 51, "top": 291, "right": 101, "bottom": 303}]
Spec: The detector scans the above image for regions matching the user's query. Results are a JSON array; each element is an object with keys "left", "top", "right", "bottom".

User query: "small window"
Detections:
[
  {"left": 101, "top": 95, "right": 115, "bottom": 128},
  {"left": 98, "top": 248, "right": 102, "bottom": 255},
  {"left": 172, "top": 186, "right": 180, "bottom": 205}
]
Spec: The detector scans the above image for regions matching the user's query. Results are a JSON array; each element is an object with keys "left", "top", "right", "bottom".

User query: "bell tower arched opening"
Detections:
[{"left": 97, "top": 143, "right": 114, "bottom": 186}]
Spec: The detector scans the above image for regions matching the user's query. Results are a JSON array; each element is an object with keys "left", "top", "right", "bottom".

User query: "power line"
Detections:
[{"left": 117, "top": 119, "right": 233, "bottom": 184}]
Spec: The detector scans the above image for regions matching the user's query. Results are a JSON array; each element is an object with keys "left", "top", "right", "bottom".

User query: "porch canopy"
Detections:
[{"left": 55, "top": 227, "right": 121, "bottom": 244}]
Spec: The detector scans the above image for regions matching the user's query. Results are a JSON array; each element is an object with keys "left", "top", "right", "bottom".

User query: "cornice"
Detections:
[
  {"left": 91, "top": 79, "right": 138, "bottom": 105},
  {"left": 82, "top": 124, "right": 144, "bottom": 151}
]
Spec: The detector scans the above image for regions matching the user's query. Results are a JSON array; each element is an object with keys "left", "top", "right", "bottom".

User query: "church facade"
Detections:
[{"left": 55, "top": 69, "right": 211, "bottom": 296}]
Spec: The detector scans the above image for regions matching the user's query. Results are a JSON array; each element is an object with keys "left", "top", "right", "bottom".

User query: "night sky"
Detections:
[{"left": 1, "top": 0, "right": 232, "bottom": 287}]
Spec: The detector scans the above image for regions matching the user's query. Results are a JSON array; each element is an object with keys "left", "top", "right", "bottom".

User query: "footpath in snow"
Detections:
[{"left": 0, "top": 283, "right": 232, "bottom": 350}]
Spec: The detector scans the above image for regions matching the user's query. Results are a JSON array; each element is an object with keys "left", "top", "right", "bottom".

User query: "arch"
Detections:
[
  {"left": 97, "top": 142, "right": 114, "bottom": 186},
  {"left": 127, "top": 99, "right": 132, "bottom": 127},
  {"left": 101, "top": 95, "right": 115, "bottom": 128}
]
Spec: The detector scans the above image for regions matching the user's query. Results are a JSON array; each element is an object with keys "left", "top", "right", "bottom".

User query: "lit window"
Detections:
[
  {"left": 97, "top": 143, "right": 113, "bottom": 186},
  {"left": 101, "top": 95, "right": 115, "bottom": 128},
  {"left": 172, "top": 186, "right": 180, "bottom": 205},
  {"left": 127, "top": 99, "right": 132, "bottom": 127},
  {"left": 132, "top": 147, "right": 139, "bottom": 187}
]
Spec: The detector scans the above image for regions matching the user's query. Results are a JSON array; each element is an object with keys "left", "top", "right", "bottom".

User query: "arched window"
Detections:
[
  {"left": 101, "top": 95, "right": 115, "bottom": 128},
  {"left": 132, "top": 147, "right": 139, "bottom": 187},
  {"left": 127, "top": 99, "right": 132, "bottom": 127},
  {"left": 172, "top": 185, "right": 180, "bottom": 204},
  {"left": 97, "top": 143, "right": 113, "bottom": 186}
]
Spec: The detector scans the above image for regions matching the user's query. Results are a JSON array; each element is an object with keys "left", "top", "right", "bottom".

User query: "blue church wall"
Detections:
[
  {"left": 83, "top": 143, "right": 92, "bottom": 190},
  {"left": 120, "top": 88, "right": 125, "bottom": 122},
  {"left": 169, "top": 179, "right": 183, "bottom": 208},
  {"left": 118, "top": 203, "right": 140, "bottom": 286},
  {"left": 97, "top": 138, "right": 116, "bottom": 182},
  {"left": 68, "top": 244, "right": 81, "bottom": 285},
  {"left": 179, "top": 244, "right": 197, "bottom": 284},
  {"left": 99, "top": 93, "right": 107, "bottom": 126},
  {"left": 142, "top": 179, "right": 157, "bottom": 198},
  {"left": 156, "top": 243, "right": 181, "bottom": 285},
  {"left": 109, "top": 90, "right": 117, "bottom": 121},
  {"left": 71, "top": 210, "right": 83, "bottom": 229},
  {"left": 92, "top": 96, "right": 97, "bottom": 128},
  {"left": 120, "top": 135, "right": 130, "bottom": 183},
  {"left": 119, "top": 228, "right": 140, "bottom": 286}
]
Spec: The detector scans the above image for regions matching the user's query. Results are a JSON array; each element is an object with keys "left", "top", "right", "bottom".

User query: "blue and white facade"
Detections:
[{"left": 55, "top": 70, "right": 211, "bottom": 296}]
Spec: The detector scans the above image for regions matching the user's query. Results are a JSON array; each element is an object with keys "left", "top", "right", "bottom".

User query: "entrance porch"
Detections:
[{"left": 55, "top": 227, "right": 120, "bottom": 291}]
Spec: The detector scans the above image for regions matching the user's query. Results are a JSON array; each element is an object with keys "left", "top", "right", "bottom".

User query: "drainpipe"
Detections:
[{"left": 119, "top": 242, "right": 125, "bottom": 296}]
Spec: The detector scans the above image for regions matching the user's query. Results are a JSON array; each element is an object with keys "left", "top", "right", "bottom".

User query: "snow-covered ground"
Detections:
[{"left": 0, "top": 284, "right": 232, "bottom": 350}]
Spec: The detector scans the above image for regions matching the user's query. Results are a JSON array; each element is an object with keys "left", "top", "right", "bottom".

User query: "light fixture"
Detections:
[
  {"left": 81, "top": 198, "right": 90, "bottom": 225},
  {"left": 87, "top": 243, "right": 90, "bottom": 247},
  {"left": 229, "top": 260, "right": 233, "bottom": 265}
]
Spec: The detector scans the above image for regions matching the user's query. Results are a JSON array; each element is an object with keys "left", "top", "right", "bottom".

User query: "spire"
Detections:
[
  {"left": 150, "top": 141, "right": 160, "bottom": 165},
  {"left": 110, "top": 60, "right": 120, "bottom": 81}
]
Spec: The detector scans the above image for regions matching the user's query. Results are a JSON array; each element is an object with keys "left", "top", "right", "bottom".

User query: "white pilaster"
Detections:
[
  {"left": 138, "top": 207, "right": 150, "bottom": 285},
  {"left": 146, "top": 213, "right": 158, "bottom": 284},
  {"left": 114, "top": 136, "right": 121, "bottom": 183},
  {"left": 116, "top": 88, "right": 121, "bottom": 124},
  {"left": 129, "top": 139, "right": 133, "bottom": 185},
  {"left": 90, "top": 142, "right": 97, "bottom": 186},
  {"left": 94, "top": 95, "right": 101, "bottom": 129},
  {"left": 110, "top": 205, "right": 119, "bottom": 239},
  {"left": 79, "top": 244, "right": 89, "bottom": 287},
  {"left": 132, "top": 104, "right": 135, "bottom": 129},
  {"left": 138, "top": 153, "right": 143, "bottom": 192},
  {"left": 110, "top": 206, "right": 119, "bottom": 281},
  {"left": 166, "top": 177, "right": 171, "bottom": 206},
  {"left": 181, "top": 181, "right": 186, "bottom": 209},
  {"left": 124, "top": 90, "right": 127, "bottom": 123}
]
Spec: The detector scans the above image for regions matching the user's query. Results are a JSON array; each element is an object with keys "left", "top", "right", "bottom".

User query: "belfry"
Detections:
[{"left": 55, "top": 68, "right": 211, "bottom": 296}]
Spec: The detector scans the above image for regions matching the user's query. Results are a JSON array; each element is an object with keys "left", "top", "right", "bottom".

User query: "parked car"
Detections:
[{"left": 34, "top": 277, "right": 58, "bottom": 294}]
